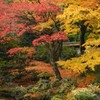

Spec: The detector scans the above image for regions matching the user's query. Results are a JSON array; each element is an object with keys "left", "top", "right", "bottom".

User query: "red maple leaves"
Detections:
[
  {"left": 33, "top": 31, "right": 69, "bottom": 46},
  {"left": 0, "top": 1, "right": 61, "bottom": 43},
  {"left": 7, "top": 47, "right": 35, "bottom": 57}
]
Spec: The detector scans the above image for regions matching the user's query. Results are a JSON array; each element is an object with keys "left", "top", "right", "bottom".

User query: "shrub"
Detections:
[
  {"left": 74, "top": 92, "right": 95, "bottom": 100},
  {"left": 38, "top": 72, "right": 54, "bottom": 79},
  {"left": 66, "top": 84, "right": 100, "bottom": 100}
]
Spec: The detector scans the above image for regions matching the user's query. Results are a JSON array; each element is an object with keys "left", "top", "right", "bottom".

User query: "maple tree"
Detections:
[
  {"left": 0, "top": 0, "right": 69, "bottom": 80},
  {"left": 57, "top": 0, "right": 100, "bottom": 74}
]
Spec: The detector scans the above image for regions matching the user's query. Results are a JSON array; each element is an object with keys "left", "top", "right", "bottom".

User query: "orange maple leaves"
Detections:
[
  {"left": 78, "top": 75, "right": 96, "bottom": 87},
  {"left": 26, "top": 60, "right": 79, "bottom": 81}
]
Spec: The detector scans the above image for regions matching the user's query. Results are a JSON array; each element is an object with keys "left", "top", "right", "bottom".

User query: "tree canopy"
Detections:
[
  {"left": 57, "top": 0, "right": 100, "bottom": 73},
  {"left": 0, "top": 0, "right": 100, "bottom": 78}
]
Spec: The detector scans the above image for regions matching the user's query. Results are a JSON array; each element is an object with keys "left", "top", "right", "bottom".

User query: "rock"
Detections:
[
  {"left": 15, "top": 86, "right": 27, "bottom": 100},
  {"left": 95, "top": 95, "right": 100, "bottom": 100},
  {"left": 51, "top": 78, "right": 76, "bottom": 94},
  {"left": 93, "top": 90, "right": 100, "bottom": 100},
  {"left": 27, "top": 85, "right": 34, "bottom": 90},
  {"left": 51, "top": 79, "right": 62, "bottom": 88},
  {"left": 39, "top": 82, "right": 51, "bottom": 89},
  {"left": 38, "top": 79, "right": 51, "bottom": 89}
]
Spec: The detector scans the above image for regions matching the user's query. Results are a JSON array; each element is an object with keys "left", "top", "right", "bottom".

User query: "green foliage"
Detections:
[
  {"left": 35, "top": 45, "right": 78, "bottom": 63},
  {"left": 61, "top": 46, "right": 78, "bottom": 60},
  {"left": 0, "top": 61, "right": 7, "bottom": 66},
  {"left": 66, "top": 84, "right": 100, "bottom": 100},
  {"left": 67, "top": 33, "right": 80, "bottom": 42},
  {"left": 38, "top": 72, "right": 54, "bottom": 78},
  {"left": 34, "top": 45, "right": 50, "bottom": 63},
  {"left": 51, "top": 95, "right": 64, "bottom": 100},
  {"left": 0, "top": 59, "right": 38, "bottom": 85},
  {"left": 74, "top": 92, "right": 95, "bottom": 100},
  {"left": 19, "top": 32, "right": 37, "bottom": 47},
  {"left": 0, "top": 40, "right": 19, "bottom": 61},
  {"left": 0, "top": 61, "right": 24, "bottom": 83}
]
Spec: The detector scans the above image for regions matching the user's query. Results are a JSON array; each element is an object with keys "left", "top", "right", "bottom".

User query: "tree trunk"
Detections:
[
  {"left": 80, "top": 23, "right": 87, "bottom": 55},
  {"left": 80, "top": 30, "right": 85, "bottom": 55},
  {"left": 50, "top": 56, "right": 62, "bottom": 80},
  {"left": 48, "top": 42, "right": 62, "bottom": 80}
]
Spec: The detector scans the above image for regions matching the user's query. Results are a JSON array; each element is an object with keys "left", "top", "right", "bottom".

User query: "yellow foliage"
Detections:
[
  {"left": 13, "top": 0, "right": 29, "bottom": 3},
  {"left": 33, "top": 19, "right": 54, "bottom": 31},
  {"left": 56, "top": 0, "right": 100, "bottom": 73},
  {"left": 83, "top": 33, "right": 100, "bottom": 46},
  {"left": 57, "top": 3, "right": 100, "bottom": 34},
  {"left": 13, "top": 0, "right": 40, "bottom": 4},
  {"left": 57, "top": 47, "right": 100, "bottom": 73}
]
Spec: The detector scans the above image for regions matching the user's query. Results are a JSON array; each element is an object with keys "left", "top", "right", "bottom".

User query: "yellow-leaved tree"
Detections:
[{"left": 57, "top": 0, "right": 100, "bottom": 73}]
